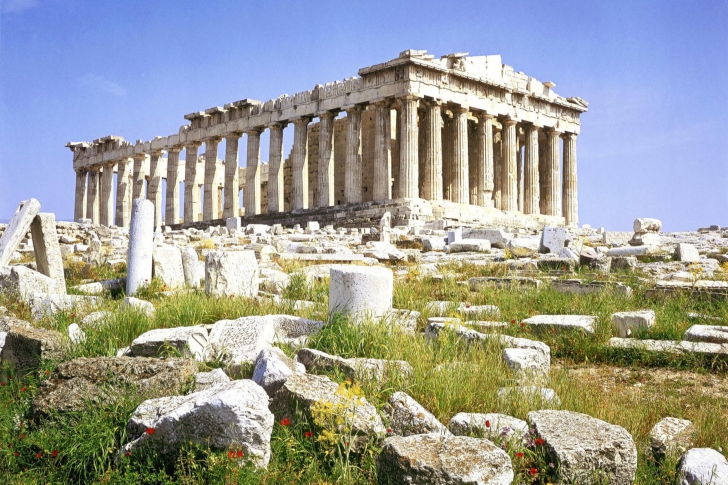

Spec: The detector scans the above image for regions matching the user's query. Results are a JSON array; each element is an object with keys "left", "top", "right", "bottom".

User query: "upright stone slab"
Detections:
[
  {"left": 0, "top": 198, "right": 41, "bottom": 267},
  {"left": 329, "top": 265, "right": 393, "bottom": 321},
  {"left": 30, "top": 213, "right": 66, "bottom": 294},
  {"left": 205, "top": 250, "right": 259, "bottom": 297},
  {"left": 126, "top": 199, "right": 155, "bottom": 296},
  {"left": 152, "top": 245, "right": 185, "bottom": 288},
  {"left": 180, "top": 246, "right": 201, "bottom": 288}
]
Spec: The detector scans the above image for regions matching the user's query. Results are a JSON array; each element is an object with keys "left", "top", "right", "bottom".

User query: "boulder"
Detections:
[
  {"left": 329, "top": 265, "right": 393, "bottom": 321},
  {"left": 677, "top": 448, "right": 728, "bottom": 485},
  {"left": 124, "top": 380, "right": 273, "bottom": 469},
  {"left": 1, "top": 326, "right": 65, "bottom": 376},
  {"left": 611, "top": 310, "right": 656, "bottom": 338},
  {"left": 205, "top": 250, "right": 259, "bottom": 297},
  {"left": 0, "top": 266, "right": 57, "bottom": 301},
  {"left": 384, "top": 391, "right": 450, "bottom": 437},
  {"left": 528, "top": 410, "right": 637, "bottom": 485},
  {"left": 67, "top": 323, "right": 86, "bottom": 344},
  {"left": 506, "top": 237, "right": 539, "bottom": 258},
  {"left": 648, "top": 417, "right": 694, "bottom": 461},
  {"left": 448, "top": 413, "right": 528, "bottom": 441},
  {"left": 207, "top": 316, "right": 276, "bottom": 367},
  {"left": 253, "top": 347, "right": 305, "bottom": 396},
  {"left": 376, "top": 434, "right": 514, "bottom": 485},
  {"left": 130, "top": 326, "right": 208, "bottom": 359},
  {"left": 683, "top": 325, "right": 728, "bottom": 344},
  {"left": 676, "top": 243, "right": 700, "bottom": 263},
  {"left": 31, "top": 357, "right": 197, "bottom": 417},
  {"left": 152, "top": 245, "right": 186, "bottom": 288},
  {"left": 423, "top": 237, "right": 447, "bottom": 252},
  {"left": 31, "top": 294, "right": 102, "bottom": 319},
  {"left": 503, "top": 348, "right": 549, "bottom": 384},
  {"left": 192, "top": 368, "right": 230, "bottom": 392},
  {"left": 448, "top": 239, "right": 491, "bottom": 253}
]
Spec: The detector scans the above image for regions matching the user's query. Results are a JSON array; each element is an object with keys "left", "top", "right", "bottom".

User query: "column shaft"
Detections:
[
  {"left": 132, "top": 155, "right": 146, "bottom": 200},
  {"left": 74, "top": 170, "right": 87, "bottom": 222},
  {"left": 184, "top": 143, "right": 201, "bottom": 223},
  {"left": 344, "top": 107, "right": 363, "bottom": 204},
  {"left": 517, "top": 136, "right": 524, "bottom": 212},
  {"left": 100, "top": 162, "right": 115, "bottom": 226},
  {"left": 86, "top": 168, "right": 100, "bottom": 224},
  {"left": 268, "top": 124, "right": 285, "bottom": 212},
  {"left": 203, "top": 138, "right": 220, "bottom": 221},
  {"left": 165, "top": 148, "right": 182, "bottom": 225},
  {"left": 398, "top": 96, "right": 419, "bottom": 198},
  {"left": 501, "top": 119, "right": 518, "bottom": 212},
  {"left": 451, "top": 106, "right": 469, "bottom": 204},
  {"left": 245, "top": 129, "right": 262, "bottom": 216},
  {"left": 317, "top": 113, "right": 336, "bottom": 207},
  {"left": 116, "top": 158, "right": 132, "bottom": 227},
  {"left": 291, "top": 118, "right": 310, "bottom": 210},
  {"left": 442, "top": 115, "right": 452, "bottom": 200},
  {"left": 477, "top": 114, "right": 495, "bottom": 207},
  {"left": 524, "top": 125, "right": 540, "bottom": 215},
  {"left": 148, "top": 151, "right": 164, "bottom": 228},
  {"left": 493, "top": 131, "right": 502, "bottom": 210},
  {"left": 422, "top": 100, "right": 442, "bottom": 201},
  {"left": 543, "top": 130, "right": 561, "bottom": 216},
  {"left": 562, "top": 133, "right": 578, "bottom": 226},
  {"left": 223, "top": 134, "right": 240, "bottom": 218},
  {"left": 373, "top": 102, "right": 393, "bottom": 201}
]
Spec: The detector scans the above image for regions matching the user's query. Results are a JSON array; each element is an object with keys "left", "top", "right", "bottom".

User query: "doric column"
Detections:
[
  {"left": 524, "top": 125, "right": 540, "bottom": 215},
  {"left": 165, "top": 147, "right": 182, "bottom": 225},
  {"left": 421, "top": 99, "right": 442, "bottom": 201},
  {"left": 268, "top": 123, "right": 285, "bottom": 213},
  {"left": 542, "top": 129, "right": 561, "bottom": 216},
  {"left": 517, "top": 133, "right": 524, "bottom": 212},
  {"left": 398, "top": 95, "right": 419, "bottom": 198},
  {"left": 203, "top": 137, "right": 221, "bottom": 221},
  {"left": 74, "top": 169, "right": 87, "bottom": 222},
  {"left": 451, "top": 105, "right": 469, "bottom": 204},
  {"left": 184, "top": 142, "right": 202, "bottom": 224},
  {"left": 500, "top": 119, "right": 518, "bottom": 212},
  {"left": 391, "top": 107, "right": 400, "bottom": 198},
  {"left": 291, "top": 117, "right": 310, "bottom": 210},
  {"left": 244, "top": 128, "right": 262, "bottom": 216},
  {"left": 132, "top": 154, "right": 147, "bottom": 200},
  {"left": 116, "top": 157, "right": 133, "bottom": 227},
  {"left": 476, "top": 113, "right": 495, "bottom": 207},
  {"left": 493, "top": 131, "right": 502, "bottom": 210},
  {"left": 442, "top": 114, "right": 452, "bottom": 200},
  {"left": 562, "top": 133, "right": 578, "bottom": 226},
  {"left": 317, "top": 112, "right": 336, "bottom": 207},
  {"left": 100, "top": 162, "right": 115, "bottom": 226},
  {"left": 344, "top": 106, "right": 363, "bottom": 204},
  {"left": 373, "top": 100, "right": 393, "bottom": 201},
  {"left": 86, "top": 166, "right": 100, "bottom": 224},
  {"left": 223, "top": 133, "right": 241, "bottom": 219},
  {"left": 148, "top": 150, "right": 164, "bottom": 228}
]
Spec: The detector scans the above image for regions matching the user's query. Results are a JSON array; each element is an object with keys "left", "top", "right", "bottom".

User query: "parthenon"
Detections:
[{"left": 67, "top": 49, "right": 587, "bottom": 229}]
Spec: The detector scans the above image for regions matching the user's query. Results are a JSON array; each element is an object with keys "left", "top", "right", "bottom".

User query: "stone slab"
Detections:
[
  {"left": 30, "top": 213, "right": 66, "bottom": 294},
  {"left": 521, "top": 315, "right": 596, "bottom": 333},
  {"left": 0, "top": 199, "right": 41, "bottom": 267}
]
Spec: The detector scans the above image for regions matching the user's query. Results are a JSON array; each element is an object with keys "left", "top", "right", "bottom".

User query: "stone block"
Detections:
[
  {"left": 448, "top": 412, "right": 528, "bottom": 440},
  {"left": 130, "top": 325, "right": 208, "bottom": 359},
  {"left": 677, "top": 448, "right": 728, "bottom": 484},
  {"left": 521, "top": 315, "right": 596, "bottom": 333},
  {"left": 539, "top": 226, "right": 572, "bottom": 254},
  {"left": 447, "top": 239, "right": 491, "bottom": 253},
  {"left": 384, "top": 391, "right": 450, "bottom": 437},
  {"left": 31, "top": 294, "right": 102, "bottom": 319},
  {"left": 120, "top": 296, "right": 155, "bottom": 317},
  {"left": 506, "top": 237, "right": 539, "bottom": 257},
  {"left": 0, "top": 198, "right": 41, "bottom": 267},
  {"left": 633, "top": 218, "right": 662, "bottom": 233},
  {"left": 446, "top": 227, "right": 462, "bottom": 245},
  {"left": 462, "top": 228, "right": 511, "bottom": 249},
  {"left": 648, "top": 417, "right": 694, "bottom": 461},
  {"left": 422, "top": 237, "right": 446, "bottom": 252},
  {"left": 329, "top": 265, "right": 393, "bottom": 321},
  {"left": 0, "top": 266, "right": 57, "bottom": 301},
  {"left": 225, "top": 217, "right": 242, "bottom": 231},
  {"left": 676, "top": 243, "right": 700, "bottom": 262},
  {"left": 1, "top": 326, "right": 65, "bottom": 376},
  {"left": 611, "top": 310, "right": 655, "bottom": 338},
  {"left": 152, "top": 245, "right": 185, "bottom": 288},
  {"left": 207, "top": 315, "right": 276, "bottom": 366},
  {"left": 683, "top": 325, "right": 728, "bottom": 344},
  {"left": 30, "top": 213, "right": 66, "bottom": 294},
  {"left": 180, "top": 246, "right": 201, "bottom": 288},
  {"left": 253, "top": 347, "right": 304, "bottom": 396},
  {"left": 205, "top": 250, "right": 259, "bottom": 297},
  {"left": 192, "top": 368, "right": 230, "bottom": 392}
]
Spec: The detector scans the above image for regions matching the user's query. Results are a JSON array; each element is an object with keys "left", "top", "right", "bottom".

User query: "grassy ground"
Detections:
[{"left": 0, "top": 259, "right": 726, "bottom": 484}]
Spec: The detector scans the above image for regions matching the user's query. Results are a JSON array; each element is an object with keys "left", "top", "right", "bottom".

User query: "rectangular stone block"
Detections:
[
  {"left": 30, "top": 213, "right": 67, "bottom": 294},
  {"left": 0, "top": 199, "right": 41, "bottom": 267}
]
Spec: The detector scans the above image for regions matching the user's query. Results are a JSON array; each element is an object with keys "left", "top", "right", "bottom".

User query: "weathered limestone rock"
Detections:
[
  {"left": 448, "top": 239, "right": 491, "bottom": 253},
  {"left": 552, "top": 279, "right": 633, "bottom": 297},
  {"left": 384, "top": 391, "right": 450, "bottom": 436},
  {"left": 448, "top": 413, "right": 528, "bottom": 440},
  {"left": 31, "top": 357, "right": 197, "bottom": 417},
  {"left": 528, "top": 410, "right": 637, "bottom": 485},
  {"left": 611, "top": 310, "right": 656, "bottom": 338},
  {"left": 329, "top": 265, "right": 393, "bottom": 320},
  {"left": 521, "top": 314, "right": 596, "bottom": 333},
  {"left": 503, "top": 347, "right": 549, "bottom": 384},
  {"left": 0, "top": 265, "right": 56, "bottom": 301},
  {"left": 683, "top": 325, "right": 728, "bottom": 344},
  {"left": 648, "top": 417, "right": 694, "bottom": 461},
  {"left": 376, "top": 434, "right": 514, "bottom": 485},
  {"left": 1, "top": 326, "right": 65, "bottom": 375},
  {"left": 207, "top": 316, "right": 276, "bottom": 366},
  {"left": 0, "top": 198, "right": 41, "bottom": 267},
  {"left": 192, "top": 368, "right": 230, "bottom": 392},
  {"left": 677, "top": 448, "right": 728, "bottom": 485},
  {"left": 295, "top": 347, "right": 412, "bottom": 382},
  {"left": 67, "top": 323, "right": 86, "bottom": 344},
  {"left": 124, "top": 380, "right": 274, "bottom": 469},
  {"left": 633, "top": 218, "right": 662, "bottom": 233},
  {"left": 506, "top": 237, "right": 539, "bottom": 257},
  {"left": 120, "top": 296, "right": 155, "bottom": 317},
  {"left": 423, "top": 237, "right": 447, "bottom": 252},
  {"left": 253, "top": 346, "right": 304, "bottom": 396},
  {"left": 130, "top": 326, "right": 208, "bottom": 359},
  {"left": 463, "top": 228, "right": 512, "bottom": 249},
  {"left": 271, "top": 373, "right": 385, "bottom": 450},
  {"left": 676, "top": 243, "right": 700, "bottom": 263},
  {"left": 126, "top": 199, "right": 155, "bottom": 295},
  {"left": 31, "top": 294, "right": 103, "bottom": 319},
  {"left": 469, "top": 276, "right": 541, "bottom": 290},
  {"left": 539, "top": 226, "right": 572, "bottom": 254},
  {"left": 180, "top": 246, "right": 201, "bottom": 288},
  {"left": 152, "top": 245, "right": 186, "bottom": 288},
  {"left": 30, "top": 213, "right": 66, "bottom": 293},
  {"left": 205, "top": 250, "right": 259, "bottom": 297}
]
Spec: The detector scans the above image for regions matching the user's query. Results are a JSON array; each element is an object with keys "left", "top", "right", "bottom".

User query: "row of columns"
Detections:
[{"left": 74, "top": 95, "right": 578, "bottom": 228}]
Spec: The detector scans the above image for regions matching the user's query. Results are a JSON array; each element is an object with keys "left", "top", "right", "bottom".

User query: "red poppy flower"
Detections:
[
  {"left": 13, "top": 451, "right": 18, "bottom": 457},
  {"left": 45, "top": 370, "right": 50, "bottom": 375},
  {"left": 36, "top": 452, "right": 42, "bottom": 459},
  {"left": 280, "top": 418, "right": 290, "bottom": 427},
  {"left": 345, "top": 441, "right": 349, "bottom": 447},
  {"left": 19, "top": 435, "right": 25, "bottom": 439},
  {"left": 51, "top": 450, "right": 59, "bottom": 457},
  {"left": 1, "top": 382, "right": 5, "bottom": 387},
  {"left": 529, "top": 467, "right": 538, "bottom": 476},
  {"left": 227, "top": 451, "right": 235, "bottom": 459},
  {"left": 20, "top": 387, "right": 26, "bottom": 392},
  {"left": 485, "top": 420, "right": 490, "bottom": 428},
  {"left": 145, "top": 427, "right": 155, "bottom": 435},
  {"left": 386, "top": 428, "right": 392, "bottom": 434},
  {"left": 304, "top": 431, "right": 313, "bottom": 438},
  {"left": 237, "top": 450, "right": 243, "bottom": 458},
  {"left": 520, "top": 322, "right": 525, "bottom": 328},
  {"left": 516, "top": 452, "right": 524, "bottom": 458},
  {"left": 534, "top": 437, "right": 544, "bottom": 446},
  {"left": 125, "top": 451, "right": 132, "bottom": 457},
  {"left": 510, "top": 320, "right": 516, "bottom": 324}
]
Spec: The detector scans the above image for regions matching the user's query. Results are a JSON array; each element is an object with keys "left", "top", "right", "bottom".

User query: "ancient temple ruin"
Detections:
[{"left": 67, "top": 49, "right": 587, "bottom": 229}]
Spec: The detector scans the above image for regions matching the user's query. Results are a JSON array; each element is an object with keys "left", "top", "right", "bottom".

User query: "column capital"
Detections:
[
  {"left": 500, "top": 117, "right": 519, "bottom": 127},
  {"left": 166, "top": 145, "right": 183, "bottom": 153},
  {"left": 475, "top": 110, "right": 496, "bottom": 120},
  {"left": 450, "top": 104, "right": 469, "bottom": 114},
  {"left": 423, "top": 97, "right": 444, "bottom": 107},
  {"left": 244, "top": 127, "right": 264, "bottom": 136},
  {"left": 371, "top": 97, "right": 394, "bottom": 109},
  {"left": 291, "top": 116, "right": 311, "bottom": 126},
  {"left": 562, "top": 131, "right": 578, "bottom": 139},
  {"left": 396, "top": 93, "right": 421, "bottom": 102},
  {"left": 87, "top": 164, "right": 101, "bottom": 172},
  {"left": 316, "top": 109, "right": 339, "bottom": 120},
  {"left": 266, "top": 121, "right": 288, "bottom": 130},
  {"left": 185, "top": 141, "right": 202, "bottom": 150},
  {"left": 343, "top": 104, "right": 365, "bottom": 113},
  {"left": 150, "top": 148, "right": 165, "bottom": 157},
  {"left": 132, "top": 153, "right": 147, "bottom": 162},
  {"left": 545, "top": 127, "right": 564, "bottom": 137},
  {"left": 74, "top": 167, "right": 88, "bottom": 174},
  {"left": 204, "top": 136, "right": 223, "bottom": 144},
  {"left": 225, "top": 131, "right": 243, "bottom": 140}
]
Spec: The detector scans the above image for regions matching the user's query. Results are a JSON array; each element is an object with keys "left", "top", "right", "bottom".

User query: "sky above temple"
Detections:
[{"left": 1, "top": 0, "right": 726, "bottom": 230}]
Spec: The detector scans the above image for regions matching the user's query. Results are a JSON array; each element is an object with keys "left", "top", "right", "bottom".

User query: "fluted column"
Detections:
[
  {"left": 74, "top": 169, "right": 87, "bottom": 222},
  {"left": 451, "top": 105, "right": 469, "bottom": 204},
  {"left": 165, "top": 147, "right": 182, "bottom": 225},
  {"left": 517, "top": 134, "right": 524, "bottom": 212},
  {"left": 500, "top": 119, "right": 518, "bottom": 212},
  {"left": 203, "top": 137, "right": 221, "bottom": 221},
  {"left": 442, "top": 114, "right": 452, "bottom": 200},
  {"left": 493, "top": 131, "right": 502, "bottom": 210},
  {"left": 421, "top": 99, "right": 442, "bottom": 201},
  {"left": 221, "top": 133, "right": 240, "bottom": 219},
  {"left": 184, "top": 142, "right": 201, "bottom": 223},
  {"left": 100, "top": 162, "right": 115, "bottom": 226},
  {"left": 116, "top": 157, "right": 132, "bottom": 227},
  {"left": 268, "top": 123, "right": 285, "bottom": 213},
  {"left": 291, "top": 117, "right": 310, "bottom": 210},
  {"left": 542, "top": 130, "right": 561, "bottom": 216},
  {"left": 477, "top": 113, "right": 495, "bottom": 207},
  {"left": 344, "top": 106, "right": 363, "bottom": 204},
  {"left": 86, "top": 167, "right": 100, "bottom": 224},
  {"left": 132, "top": 154, "right": 146, "bottom": 200},
  {"left": 372, "top": 101, "right": 393, "bottom": 201},
  {"left": 244, "top": 128, "right": 262, "bottom": 216},
  {"left": 562, "top": 133, "right": 578, "bottom": 226},
  {"left": 148, "top": 150, "right": 164, "bottom": 228},
  {"left": 317, "top": 112, "right": 336, "bottom": 207},
  {"left": 398, "top": 95, "right": 419, "bottom": 198},
  {"left": 524, "top": 125, "right": 540, "bottom": 215}
]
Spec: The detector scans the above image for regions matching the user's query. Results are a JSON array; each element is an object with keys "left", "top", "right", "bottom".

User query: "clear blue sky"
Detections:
[{"left": 1, "top": 0, "right": 726, "bottom": 231}]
